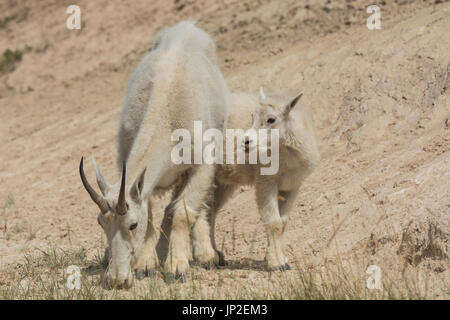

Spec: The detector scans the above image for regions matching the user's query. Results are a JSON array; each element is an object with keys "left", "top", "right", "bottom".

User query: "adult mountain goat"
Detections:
[
  {"left": 193, "top": 88, "right": 320, "bottom": 271},
  {"left": 79, "top": 21, "right": 228, "bottom": 287}
]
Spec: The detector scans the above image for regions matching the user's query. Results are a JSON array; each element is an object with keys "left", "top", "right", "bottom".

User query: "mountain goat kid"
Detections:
[
  {"left": 79, "top": 21, "right": 228, "bottom": 287},
  {"left": 197, "top": 88, "right": 320, "bottom": 271}
]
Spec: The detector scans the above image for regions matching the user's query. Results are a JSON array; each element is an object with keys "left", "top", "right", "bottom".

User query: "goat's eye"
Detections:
[
  {"left": 267, "top": 117, "right": 276, "bottom": 124},
  {"left": 129, "top": 222, "right": 138, "bottom": 231}
]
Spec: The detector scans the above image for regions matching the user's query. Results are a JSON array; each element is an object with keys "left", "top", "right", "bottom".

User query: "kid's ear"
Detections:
[
  {"left": 284, "top": 92, "right": 303, "bottom": 115},
  {"left": 258, "top": 87, "right": 266, "bottom": 104}
]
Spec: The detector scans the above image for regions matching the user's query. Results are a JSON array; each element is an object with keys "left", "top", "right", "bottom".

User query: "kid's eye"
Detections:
[{"left": 267, "top": 118, "right": 276, "bottom": 124}]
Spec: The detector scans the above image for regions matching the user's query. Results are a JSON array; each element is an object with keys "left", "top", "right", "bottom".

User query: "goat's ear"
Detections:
[
  {"left": 284, "top": 92, "right": 303, "bottom": 115},
  {"left": 91, "top": 156, "right": 110, "bottom": 196},
  {"left": 130, "top": 167, "right": 146, "bottom": 202},
  {"left": 258, "top": 87, "right": 266, "bottom": 104}
]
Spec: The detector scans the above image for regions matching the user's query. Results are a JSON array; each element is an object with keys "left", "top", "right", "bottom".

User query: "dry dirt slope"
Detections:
[{"left": 0, "top": 0, "right": 449, "bottom": 298}]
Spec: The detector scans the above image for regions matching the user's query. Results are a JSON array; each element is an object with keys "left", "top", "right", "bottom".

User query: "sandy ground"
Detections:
[{"left": 0, "top": 0, "right": 449, "bottom": 298}]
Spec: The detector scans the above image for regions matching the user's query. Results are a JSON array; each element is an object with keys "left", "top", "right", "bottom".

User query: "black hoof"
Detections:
[
  {"left": 147, "top": 268, "right": 157, "bottom": 278},
  {"left": 165, "top": 272, "right": 176, "bottom": 284},
  {"left": 164, "top": 272, "right": 186, "bottom": 284},
  {"left": 135, "top": 270, "right": 146, "bottom": 280},
  {"left": 201, "top": 262, "right": 214, "bottom": 270},
  {"left": 135, "top": 268, "right": 157, "bottom": 280},
  {"left": 178, "top": 272, "right": 187, "bottom": 283}
]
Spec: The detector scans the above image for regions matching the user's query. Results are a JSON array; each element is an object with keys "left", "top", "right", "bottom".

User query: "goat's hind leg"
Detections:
[
  {"left": 191, "top": 207, "right": 219, "bottom": 269},
  {"left": 275, "top": 188, "right": 299, "bottom": 271},
  {"left": 189, "top": 177, "right": 218, "bottom": 269},
  {"left": 209, "top": 183, "right": 237, "bottom": 265},
  {"left": 191, "top": 182, "right": 236, "bottom": 268}
]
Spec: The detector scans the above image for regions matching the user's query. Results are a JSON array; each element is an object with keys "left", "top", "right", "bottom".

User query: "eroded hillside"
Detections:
[{"left": 0, "top": 0, "right": 449, "bottom": 298}]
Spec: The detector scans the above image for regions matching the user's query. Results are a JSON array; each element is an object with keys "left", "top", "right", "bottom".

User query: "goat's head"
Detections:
[
  {"left": 243, "top": 87, "right": 303, "bottom": 153},
  {"left": 79, "top": 157, "right": 148, "bottom": 289}
]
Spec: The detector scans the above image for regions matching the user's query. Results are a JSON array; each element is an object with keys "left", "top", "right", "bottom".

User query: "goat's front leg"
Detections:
[
  {"left": 134, "top": 199, "right": 159, "bottom": 279},
  {"left": 277, "top": 188, "right": 299, "bottom": 270},
  {"left": 279, "top": 188, "right": 299, "bottom": 232},
  {"left": 160, "top": 165, "right": 215, "bottom": 283},
  {"left": 255, "top": 177, "right": 289, "bottom": 271},
  {"left": 190, "top": 177, "right": 219, "bottom": 269}
]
